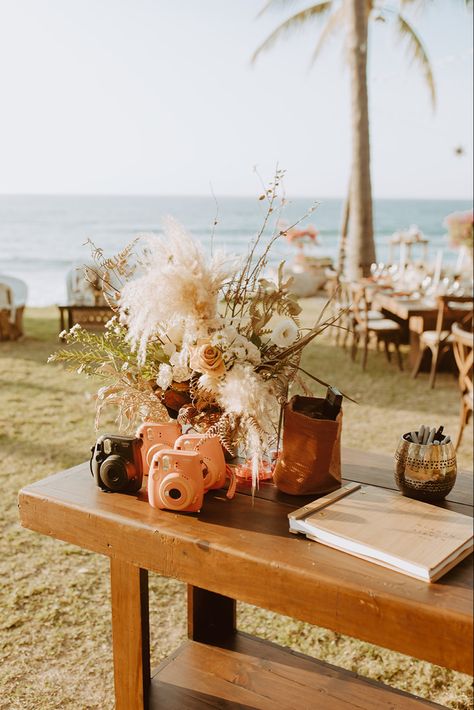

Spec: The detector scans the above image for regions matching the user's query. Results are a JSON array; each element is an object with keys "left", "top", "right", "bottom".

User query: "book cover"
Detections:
[{"left": 289, "top": 483, "right": 473, "bottom": 582}]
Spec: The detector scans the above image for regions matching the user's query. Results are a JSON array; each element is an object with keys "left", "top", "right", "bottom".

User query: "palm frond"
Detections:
[
  {"left": 309, "top": 5, "right": 344, "bottom": 65},
  {"left": 395, "top": 14, "right": 436, "bottom": 109},
  {"left": 257, "top": 0, "right": 301, "bottom": 19},
  {"left": 252, "top": 2, "right": 333, "bottom": 64}
]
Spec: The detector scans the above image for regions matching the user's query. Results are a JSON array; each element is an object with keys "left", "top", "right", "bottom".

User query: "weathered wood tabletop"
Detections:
[
  {"left": 373, "top": 293, "right": 439, "bottom": 322},
  {"left": 18, "top": 448, "right": 473, "bottom": 709}
]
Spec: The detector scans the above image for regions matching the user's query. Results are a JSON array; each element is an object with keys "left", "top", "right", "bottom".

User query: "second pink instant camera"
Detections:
[
  {"left": 175, "top": 433, "right": 226, "bottom": 492},
  {"left": 136, "top": 421, "right": 181, "bottom": 470}
]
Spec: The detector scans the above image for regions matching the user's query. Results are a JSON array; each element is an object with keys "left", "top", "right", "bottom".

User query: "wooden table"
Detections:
[
  {"left": 374, "top": 293, "right": 473, "bottom": 370},
  {"left": 372, "top": 293, "right": 442, "bottom": 369},
  {"left": 18, "top": 449, "right": 473, "bottom": 709},
  {"left": 373, "top": 292, "right": 438, "bottom": 323}
]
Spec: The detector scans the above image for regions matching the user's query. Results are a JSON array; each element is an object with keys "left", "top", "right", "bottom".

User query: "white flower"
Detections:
[
  {"left": 222, "top": 325, "right": 239, "bottom": 340},
  {"left": 171, "top": 364, "right": 191, "bottom": 382},
  {"left": 245, "top": 341, "right": 261, "bottom": 365},
  {"left": 105, "top": 316, "right": 117, "bottom": 329},
  {"left": 166, "top": 321, "right": 185, "bottom": 346},
  {"left": 156, "top": 363, "right": 173, "bottom": 390},
  {"left": 59, "top": 329, "right": 67, "bottom": 339},
  {"left": 70, "top": 323, "right": 82, "bottom": 335},
  {"left": 170, "top": 349, "right": 188, "bottom": 368},
  {"left": 270, "top": 319, "right": 298, "bottom": 349},
  {"left": 230, "top": 345, "right": 247, "bottom": 361},
  {"left": 212, "top": 328, "right": 262, "bottom": 367}
]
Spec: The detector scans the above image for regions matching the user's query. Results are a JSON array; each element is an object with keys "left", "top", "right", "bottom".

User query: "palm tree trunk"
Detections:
[{"left": 345, "top": 0, "right": 376, "bottom": 279}]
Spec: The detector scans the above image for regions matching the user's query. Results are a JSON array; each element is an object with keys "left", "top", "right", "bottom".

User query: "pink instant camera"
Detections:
[
  {"left": 136, "top": 421, "right": 181, "bottom": 470},
  {"left": 148, "top": 449, "right": 204, "bottom": 512},
  {"left": 175, "top": 433, "right": 226, "bottom": 492}
]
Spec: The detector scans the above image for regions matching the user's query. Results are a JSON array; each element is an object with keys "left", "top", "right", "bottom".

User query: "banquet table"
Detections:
[
  {"left": 373, "top": 292, "right": 439, "bottom": 323},
  {"left": 18, "top": 448, "right": 473, "bottom": 710},
  {"left": 372, "top": 292, "right": 462, "bottom": 369}
]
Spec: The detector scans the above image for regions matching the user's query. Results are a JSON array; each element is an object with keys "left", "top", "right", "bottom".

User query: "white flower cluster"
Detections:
[
  {"left": 156, "top": 347, "right": 192, "bottom": 388},
  {"left": 154, "top": 320, "right": 262, "bottom": 391},
  {"left": 210, "top": 323, "right": 261, "bottom": 367},
  {"left": 155, "top": 317, "right": 192, "bottom": 388},
  {"left": 153, "top": 312, "right": 299, "bottom": 393}
]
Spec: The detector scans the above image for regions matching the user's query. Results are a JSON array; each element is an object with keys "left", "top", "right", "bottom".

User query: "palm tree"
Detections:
[{"left": 253, "top": 0, "right": 436, "bottom": 278}]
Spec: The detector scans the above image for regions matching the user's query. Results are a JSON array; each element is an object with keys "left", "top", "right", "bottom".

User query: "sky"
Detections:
[{"left": 0, "top": 0, "right": 472, "bottom": 199}]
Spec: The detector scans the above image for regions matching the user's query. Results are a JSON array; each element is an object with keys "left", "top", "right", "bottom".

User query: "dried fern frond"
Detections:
[{"left": 95, "top": 380, "right": 169, "bottom": 433}]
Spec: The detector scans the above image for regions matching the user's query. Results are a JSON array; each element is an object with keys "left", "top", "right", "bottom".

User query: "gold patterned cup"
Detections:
[{"left": 394, "top": 433, "right": 457, "bottom": 502}]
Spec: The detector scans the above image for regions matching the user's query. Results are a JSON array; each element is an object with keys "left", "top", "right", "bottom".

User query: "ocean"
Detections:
[{"left": 0, "top": 195, "right": 471, "bottom": 306}]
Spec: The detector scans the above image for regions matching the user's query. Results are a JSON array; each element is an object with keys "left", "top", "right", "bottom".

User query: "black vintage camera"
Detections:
[{"left": 90, "top": 434, "right": 143, "bottom": 493}]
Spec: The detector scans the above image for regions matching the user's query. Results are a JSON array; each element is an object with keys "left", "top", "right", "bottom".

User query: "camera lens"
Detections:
[
  {"left": 159, "top": 473, "right": 195, "bottom": 510},
  {"left": 101, "top": 455, "right": 129, "bottom": 491}
]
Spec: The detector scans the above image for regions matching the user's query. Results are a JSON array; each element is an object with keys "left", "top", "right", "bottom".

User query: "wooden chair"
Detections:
[
  {"left": 0, "top": 283, "right": 14, "bottom": 341},
  {"left": 411, "top": 296, "right": 473, "bottom": 389},
  {"left": 331, "top": 278, "right": 353, "bottom": 349},
  {"left": 58, "top": 305, "right": 113, "bottom": 335},
  {"left": 332, "top": 279, "right": 385, "bottom": 351},
  {"left": 452, "top": 322, "right": 473, "bottom": 450},
  {"left": 350, "top": 284, "right": 403, "bottom": 370},
  {"left": 59, "top": 264, "right": 113, "bottom": 335}
]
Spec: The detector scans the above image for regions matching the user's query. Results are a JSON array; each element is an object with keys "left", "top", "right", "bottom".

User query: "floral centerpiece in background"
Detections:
[
  {"left": 50, "top": 171, "right": 343, "bottom": 490},
  {"left": 281, "top": 221, "right": 319, "bottom": 251},
  {"left": 444, "top": 210, "right": 473, "bottom": 253}
]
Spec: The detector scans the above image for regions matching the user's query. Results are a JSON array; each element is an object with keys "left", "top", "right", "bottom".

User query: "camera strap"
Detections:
[{"left": 225, "top": 465, "right": 237, "bottom": 500}]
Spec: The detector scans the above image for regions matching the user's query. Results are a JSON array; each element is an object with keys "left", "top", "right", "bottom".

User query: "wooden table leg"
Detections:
[
  {"left": 59, "top": 307, "right": 65, "bottom": 334},
  {"left": 110, "top": 559, "right": 150, "bottom": 710},
  {"left": 409, "top": 329, "right": 422, "bottom": 370},
  {"left": 187, "top": 585, "right": 236, "bottom": 644}
]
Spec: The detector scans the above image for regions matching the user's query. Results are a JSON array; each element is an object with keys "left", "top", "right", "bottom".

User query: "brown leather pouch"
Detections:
[{"left": 273, "top": 395, "right": 342, "bottom": 496}]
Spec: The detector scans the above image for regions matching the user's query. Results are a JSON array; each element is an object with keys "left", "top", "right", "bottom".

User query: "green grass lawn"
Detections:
[{"left": 1, "top": 306, "right": 472, "bottom": 709}]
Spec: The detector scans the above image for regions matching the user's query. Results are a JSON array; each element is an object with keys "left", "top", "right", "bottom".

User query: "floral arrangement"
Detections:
[
  {"left": 444, "top": 210, "right": 473, "bottom": 252},
  {"left": 279, "top": 220, "right": 319, "bottom": 251},
  {"left": 50, "top": 172, "right": 343, "bottom": 489},
  {"left": 390, "top": 225, "right": 426, "bottom": 244}
]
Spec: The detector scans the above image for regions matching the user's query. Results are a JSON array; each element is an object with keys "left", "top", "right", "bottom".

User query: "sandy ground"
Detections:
[{"left": 0, "top": 305, "right": 472, "bottom": 709}]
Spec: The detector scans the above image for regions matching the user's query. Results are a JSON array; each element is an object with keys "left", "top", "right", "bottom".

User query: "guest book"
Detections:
[{"left": 288, "top": 482, "right": 473, "bottom": 582}]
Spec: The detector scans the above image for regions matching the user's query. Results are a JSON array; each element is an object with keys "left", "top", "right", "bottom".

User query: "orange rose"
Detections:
[{"left": 189, "top": 340, "right": 226, "bottom": 377}]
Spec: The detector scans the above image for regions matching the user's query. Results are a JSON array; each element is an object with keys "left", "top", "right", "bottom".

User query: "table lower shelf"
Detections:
[{"left": 149, "top": 633, "right": 441, "bottom": 709}]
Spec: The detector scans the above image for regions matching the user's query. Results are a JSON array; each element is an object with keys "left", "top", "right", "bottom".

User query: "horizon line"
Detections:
[{"left": 0, "top": 193, "right": 473, "bottom": 201}]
